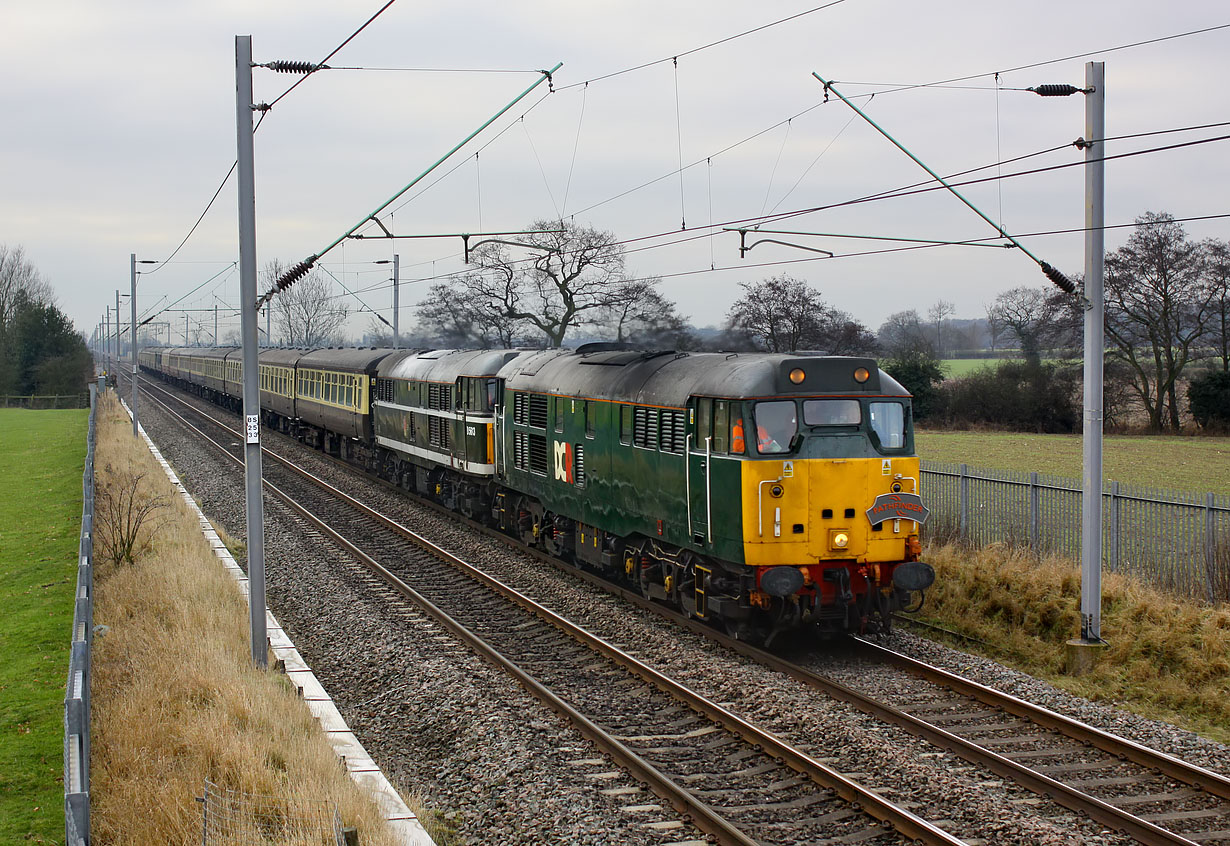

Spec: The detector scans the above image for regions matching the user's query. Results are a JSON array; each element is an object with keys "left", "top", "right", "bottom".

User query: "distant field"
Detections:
[
  {"left": 938, "top": 357, "right": 1073, "bottom": 379},
  {"left": 939, "top": 358, "right": 997, "bottom": 378},
  {"left": 0, "top": 409, "right": 87, "bottom": 843},
  {"left": 915, "top": 429, "right": 1230, "bottom": 495}
]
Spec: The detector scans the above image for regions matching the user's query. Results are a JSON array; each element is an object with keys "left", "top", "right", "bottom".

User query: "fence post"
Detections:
[
  {"left": 1109, "top": 481, "right": 1120, "bottom": 573},
  {"left": 1029, "top": 471, "right": 1040, "bottom": 554},
  {"left": 959, "top": 463, "right": 969, "bottom": 541},
  {"left": 1206, "top": 492, "right": 1218, "bottom": 603}
]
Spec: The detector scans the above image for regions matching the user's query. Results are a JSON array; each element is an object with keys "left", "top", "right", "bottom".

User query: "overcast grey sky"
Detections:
[{"left": 4, "top": 1, "right": 1228, "bottom": 344}]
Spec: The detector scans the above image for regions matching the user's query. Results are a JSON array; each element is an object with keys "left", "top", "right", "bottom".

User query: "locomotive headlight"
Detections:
[
  {"left": 830, "top": 531, "right": 850, "bottom": 550},
  {"left": 853, "top": 367, "right": 870, "bottom": 383},
  {"left": 789, "top": 367, "right": 805, "bottom": 385}
]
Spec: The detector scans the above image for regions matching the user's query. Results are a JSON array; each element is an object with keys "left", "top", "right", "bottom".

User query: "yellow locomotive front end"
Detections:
[{"left": 728, "top": 361, "right": 933, "bottom": 638}]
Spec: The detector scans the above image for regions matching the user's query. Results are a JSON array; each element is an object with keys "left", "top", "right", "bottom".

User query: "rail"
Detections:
[{"left": 64, "top": 381, "right": 98, "bottom": 845}]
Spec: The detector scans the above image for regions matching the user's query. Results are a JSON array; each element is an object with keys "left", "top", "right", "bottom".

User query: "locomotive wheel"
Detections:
[{"left": 541, "top": 512, "right": 570, "bottom": 559}]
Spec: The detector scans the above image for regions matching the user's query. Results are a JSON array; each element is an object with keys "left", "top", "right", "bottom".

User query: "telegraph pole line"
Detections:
[{"left": 236, "top": 34, "right": 268, "bottom": 669}]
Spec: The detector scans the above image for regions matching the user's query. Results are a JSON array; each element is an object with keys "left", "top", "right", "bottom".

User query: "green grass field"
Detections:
[
  {"left": 939, "top": 357, "right": 1074, "bottom": 379},
  {"left": 0, "top": 409, "right": 87, "bottom": 843},
  {"left": 916, "top": 429, "right": 1230, "bottom": 495},
  {"left": 939, "top": 358, "right": 998, "bottom": 378}
]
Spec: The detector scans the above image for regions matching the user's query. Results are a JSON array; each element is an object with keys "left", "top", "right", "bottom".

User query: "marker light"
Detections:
[
  {"left": 789, "top": 367, "right": 805, "bottom": 384},
  {"left": 853, "top": 367, "right": 870, "bottom": 383}
]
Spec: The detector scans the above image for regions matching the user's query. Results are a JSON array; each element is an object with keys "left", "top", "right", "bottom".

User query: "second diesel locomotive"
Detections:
[{"left": 140, "top": 343, "right": 933, "bottom": 643}]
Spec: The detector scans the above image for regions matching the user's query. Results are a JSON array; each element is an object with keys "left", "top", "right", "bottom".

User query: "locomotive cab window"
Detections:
[
  {"left": 868, "top": 401, "right": 908, "bottom": 451},
  {"left": 803, "top": 399, "right": 861, "bottom": 426},
  {"left": 753, "top": 401, "right": 797, "bottom": 455},
  {"left": 695, "top": 398, "right": 712, "bottom": 449},
  {"left": 713, "top": 401, "right": 729, "bottom": 454}
]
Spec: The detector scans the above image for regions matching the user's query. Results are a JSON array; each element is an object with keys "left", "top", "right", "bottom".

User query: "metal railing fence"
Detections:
[
  {"left": 3, "top": 393, "right": 91, "bottom": 409},
  {"left": 921, "top": 460, "right": 1230, "bottom": 603},
  {"left": 64, "top": 381, "right": 98, "bottom": 844}
]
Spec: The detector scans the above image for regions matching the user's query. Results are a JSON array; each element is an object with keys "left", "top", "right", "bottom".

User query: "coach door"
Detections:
[{"left": 687, "top": 398, "right": 713, "bottom": 546}]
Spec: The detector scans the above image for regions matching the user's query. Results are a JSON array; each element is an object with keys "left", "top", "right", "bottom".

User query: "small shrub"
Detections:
[
  {"left": 938, "top": 360, "right": 1078, "bottom": 433},
  {"left": 882, "top": 352, "right": 945, "bottom": 421},
  {"left": 96, "top": 466, "right": 169, "bottom": 566},
  {"left": 1188, "top": 369, "right": 1230, "bottom": 430}
]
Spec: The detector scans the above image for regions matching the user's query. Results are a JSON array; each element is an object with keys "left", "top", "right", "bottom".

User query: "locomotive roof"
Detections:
[
  {"left": 500, "top": 348, "right": 910, "bottom": 406},
  {"left": 378, "top": 348, "right": 530, "bottom": 382}
]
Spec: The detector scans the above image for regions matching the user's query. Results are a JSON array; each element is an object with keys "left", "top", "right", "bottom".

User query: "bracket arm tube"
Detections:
[{"left": 811, "top": 73, "right": 1046, "bottom": 268}]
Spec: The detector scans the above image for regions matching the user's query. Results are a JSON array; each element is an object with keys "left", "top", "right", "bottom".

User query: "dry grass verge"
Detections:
[
  {"left": 919, "top": 541, "right": 1230, "bottom": 744},
  {"left": 90, "top": 391, "right": 403, "bottom": 845}
]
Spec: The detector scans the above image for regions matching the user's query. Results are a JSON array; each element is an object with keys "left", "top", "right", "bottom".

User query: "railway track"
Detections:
[
  {"left": 130, "top": 373, "right": 1230, "bottom": 845},
  {"left": 134, "top": 377, "right": 967, "bottom": 846}
]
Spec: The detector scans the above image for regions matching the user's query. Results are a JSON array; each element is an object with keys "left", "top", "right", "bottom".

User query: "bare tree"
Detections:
[
  {"left": 1205, "top": 239, "right": 1230, "bottom": 372},
  {"left": 1105, "top": 212, "right": 1215, "bottom": 431},
  {"left": 265, "top": 261, "right": 350, "bottom": 347},
  {"left": 0, "top": 244, "right": 54, "bottom": 330},
  {"left": 877, "top": 309, "right": 933, "bottom": 358},
  {"left": 415, "top": 276, "right": 529, "bottom": 349},
  {"left": 984, "top": 302, "right": 1007, "bottom": 352},
  {"left": 726, "top": 275, "right": 826, "bottom": 352},
  {"left": 594, "top": 279, "right": 696, "bottom": 349},
  {"left": 821, "top": 313, "right": 879, "bottom": 356},
  {"left": 927, "top": 299, "right": 955, "bottom": 358},
  {"left": 438, "top": 219, "right": 638, "bottom": 348},
  {"left": 987, "top": 285, "right": 1080, "bottom": 366}
]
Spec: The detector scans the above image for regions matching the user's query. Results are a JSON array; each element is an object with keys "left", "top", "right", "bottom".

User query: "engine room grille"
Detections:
[
  {"left": 427, "top": 383, "right": 449, "bottom": 411},
  {"left": 527, "top": 433, "right": 549, "bottom": 474},
  {"left": 528, "top": 394, "right": 549, "bottom": 429},
  {"left": 428, "top": 415, "right": 449, "bottom": 450},
  {"left": 660, "top": 410, "right": 687, "bottom": 453},
  {"left": 574, "top": 444, "right": 586, "bottom": 487},
  {"left": 375, "top": 378, "right": 394, "bottom": 403},
  {"left": 513, "top": 431, "right": 527, "bottom": 470},
  {"left": 512, "top": 431, "right": 549, "bottom": 475},
  {"left": 633, "top": 407, "right": 658, "bottom": 450}
]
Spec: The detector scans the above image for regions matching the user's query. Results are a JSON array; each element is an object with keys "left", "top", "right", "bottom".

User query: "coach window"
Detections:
[{"left": 585, "top": 399, "right": 597, "bottom": 438}]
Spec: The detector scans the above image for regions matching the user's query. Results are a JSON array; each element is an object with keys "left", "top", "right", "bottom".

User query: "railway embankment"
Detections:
[
  {"left": 916, "top": 541, "right": 1230, "bottom": 744},
  {"left": 83, "top": 390, "right": 436, "bottom": 844}
]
